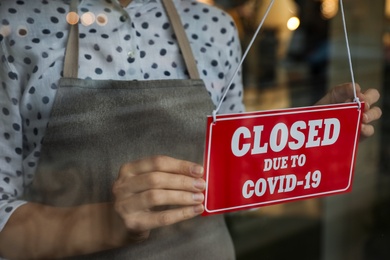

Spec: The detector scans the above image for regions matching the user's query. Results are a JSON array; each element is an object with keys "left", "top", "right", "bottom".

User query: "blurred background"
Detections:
[{"left": 199, "top": 0, "right": 389, "bottom": 259}]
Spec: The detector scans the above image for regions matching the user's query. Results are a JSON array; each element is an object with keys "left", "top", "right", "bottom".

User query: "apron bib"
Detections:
[{"left": 24, "top": 0, "right": 235, "bottom": 259}]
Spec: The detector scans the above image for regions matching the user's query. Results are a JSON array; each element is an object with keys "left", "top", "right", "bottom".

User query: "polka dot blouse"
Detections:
[{"left": 0, "top": 0, "right": 244, "bottom": 232}]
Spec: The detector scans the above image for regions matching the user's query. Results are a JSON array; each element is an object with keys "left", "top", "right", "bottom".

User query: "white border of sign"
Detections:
[{"left": 204, "top": 103, "right": 362, "bottom": 214}]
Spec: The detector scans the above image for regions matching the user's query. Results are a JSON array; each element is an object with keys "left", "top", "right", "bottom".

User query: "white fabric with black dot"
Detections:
[{"left": 0, "top": 0, "right": 244, "bottom": 232}]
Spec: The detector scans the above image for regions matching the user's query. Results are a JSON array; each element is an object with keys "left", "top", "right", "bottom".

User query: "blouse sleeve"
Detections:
[{"left": 0, "top": 37, "right": 28, "bottom": 232}]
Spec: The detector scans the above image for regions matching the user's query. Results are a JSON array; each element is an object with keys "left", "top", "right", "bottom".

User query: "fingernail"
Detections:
[
  {"left": 193, "top": 193, "right": 204, "bottom": 202},
  {"left": 194, "top": 204, "right": 204, "bottom": 214},
  {"left": 191, "top": 165, "right": 204, "bottom": 176},
  {"left": 194, "top": 179, "right": 206, "bottom": 190}
]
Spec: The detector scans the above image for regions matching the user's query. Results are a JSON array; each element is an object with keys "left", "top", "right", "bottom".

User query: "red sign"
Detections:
[{"left": 203, "top": 103, "right": 364, "bottom": 216}]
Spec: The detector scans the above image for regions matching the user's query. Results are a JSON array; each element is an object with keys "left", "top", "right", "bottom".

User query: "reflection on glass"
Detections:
[
  {"left": 81, "top": 12, "right": 96, "bottom": 26},
  {"left": 0, "top": 25, "right": 11, "bottom": 37},
  {"left": 66, "top": 11, "right": 79, "bottom": 25},
  {"left": 96, "top": 14, "right": 108, "bottom": 26},
  {"left": 17, "top": 26, "right": 28, "bottom": 37}
]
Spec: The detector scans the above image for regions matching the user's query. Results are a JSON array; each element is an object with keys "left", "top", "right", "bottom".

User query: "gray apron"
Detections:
[{"left": 24, "top": 0, "right": 235, "bottom": 259}]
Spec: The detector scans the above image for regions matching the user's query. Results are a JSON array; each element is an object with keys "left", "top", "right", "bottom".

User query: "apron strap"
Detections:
[
  {"left": 63, "top": 0, "right": 200, "bottom": 80},
  {"left": 63, "top": 0, "right": 79, "bottom": 78},
  {"left": 161, "top": 0, "right": 200, "bottom": 79}
]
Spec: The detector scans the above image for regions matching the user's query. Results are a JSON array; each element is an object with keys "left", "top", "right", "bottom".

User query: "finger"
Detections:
[
  {"left": 361, "top": 124, "right": 375, "bottom": 138},
  {"left": 148, "top": 204, "right": 204, "bottom": 228},
  {"left": 122, "top": 205, "right": 204, "bottom": 232},
  {"left": 124, "top": 172, "right": 206, "bottom": 193},
  {"left": 119, "top": 155, "right": 204, "bottom": 178},
  {"left": 363, "top": 106, "right": 382, "bottom": 124},
  {"left": 115, "top": 190, "right": 204, "bottom": 214},
  {"left": 138, "top": 190, "right": 204, "bottom": 209},
  {"left": 361, "top": 88, "right": 380, "bottom": 109}
]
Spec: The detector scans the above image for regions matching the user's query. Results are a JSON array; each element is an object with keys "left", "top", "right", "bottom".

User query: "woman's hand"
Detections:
[
  {"left": 112, "top": 156, "right": 206, "bottom": 242},
  {"left": 0, "top": 156, "right": 205, "bottom": 259},
  {"left": 315, "top": 83, "right": 382, "bottom": 139}
]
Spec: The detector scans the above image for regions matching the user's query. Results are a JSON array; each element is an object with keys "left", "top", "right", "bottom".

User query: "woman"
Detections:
[{"left": 0, "top": 0, "right": 381, "bottom": 259}]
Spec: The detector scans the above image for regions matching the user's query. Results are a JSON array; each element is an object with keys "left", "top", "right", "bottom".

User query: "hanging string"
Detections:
[
  {"left": 212, "top": 0, "right": 275, "bottom": 123},
  {"left": 339, "top": 0, "right": 361, "bottom": 109},
  {"left": 212, "top": 0, "right": 360, "bottom": 123}
]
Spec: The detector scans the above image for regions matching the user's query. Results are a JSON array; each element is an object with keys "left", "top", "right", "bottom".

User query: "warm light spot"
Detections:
[
  {"left": 66, "top": 11, "right": 80, "bottom": 25},
  {"left": 386, "top": 0, "right": 390, "bottom": 18},
  {"left": 287, "top": 17, "right": 300, "bottom": 31},
  {"left": 197, "top": 0, "right": 214, "bottom": 5},
  {"left": 96, "top": 14, "right": 108, "bottom": 26},
  {"left": 383, "top": 32, "right": 390, "bottom": 46},
  {"left": 81, "top": 12, "right": 96, "bottom": 26}
]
